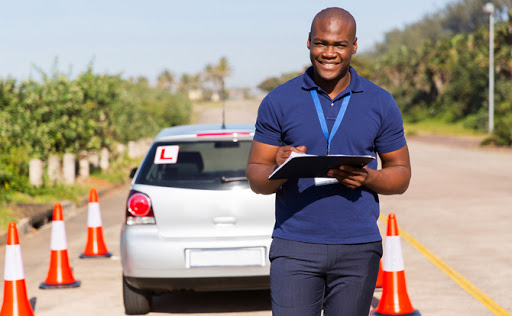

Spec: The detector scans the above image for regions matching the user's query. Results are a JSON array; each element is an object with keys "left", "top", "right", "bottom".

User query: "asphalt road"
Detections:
[{"left": 377, "top": 138, "right": 512, "bottom": 316}]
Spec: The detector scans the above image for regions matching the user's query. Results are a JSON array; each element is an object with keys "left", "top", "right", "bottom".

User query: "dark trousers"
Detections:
[{"left": 269, "top": 237, "right": 382, "bottom": 316}]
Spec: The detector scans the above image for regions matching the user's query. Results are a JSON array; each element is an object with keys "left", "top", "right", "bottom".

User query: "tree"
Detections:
[
  {"left": 363, "top": 0, "right": 512, "bottom": 59},
  {"left": 178, "top": 73, "right": 201, "bottom": 93},
  {"left": 257, "top": 77, "right": 282, "bottom": 93},
  {"left": 205, "top": 57, "right": 231, "bottom": 127},
  {"left": 205, "top": 57, "right": 231, "bottom": 100},
  {"left": 157, "top": 69, "right": 175, "bottom": 91},
  {"left": 257, "top": 68, "right": 307, "bottom": 93}
]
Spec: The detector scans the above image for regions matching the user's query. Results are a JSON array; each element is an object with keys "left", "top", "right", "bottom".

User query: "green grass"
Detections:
[
  {"left": 0, "top": 185, "right": 90, "bottom": 229},
  {"left": 404, "top": 119, "right": 486, "bottom": 139},
  {"left": 0, "top": 206, "right": 19, "bottom": 227},
  {"left": 7, "top": 184, "right": 90, "bottom": 205}
]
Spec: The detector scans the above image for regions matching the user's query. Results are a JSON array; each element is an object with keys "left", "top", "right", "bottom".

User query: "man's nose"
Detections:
[{"left": 322, "top": 45, "right": 336, "bottom": 58}]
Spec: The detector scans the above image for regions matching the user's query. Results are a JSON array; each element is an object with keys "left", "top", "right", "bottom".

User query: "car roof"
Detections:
[{"left": 153, "top": 123, "right": 255, "bottom": 142}]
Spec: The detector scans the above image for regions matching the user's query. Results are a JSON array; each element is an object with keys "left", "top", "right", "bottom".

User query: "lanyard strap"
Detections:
[{"left": 310, "top": 89, "right": 352, "bottom": 155}]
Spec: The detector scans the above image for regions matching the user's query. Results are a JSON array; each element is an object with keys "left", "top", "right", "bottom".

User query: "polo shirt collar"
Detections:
[{"left": 302, "top": 66, "right": 364, "bottom": 95}]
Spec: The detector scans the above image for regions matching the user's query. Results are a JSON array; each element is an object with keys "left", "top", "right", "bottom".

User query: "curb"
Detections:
[{"left": 2, "top": 182, "right": 125, "bottom": 245}]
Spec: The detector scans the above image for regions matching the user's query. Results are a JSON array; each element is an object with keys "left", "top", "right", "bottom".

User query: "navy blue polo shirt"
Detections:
[{"left": 254, "top": 67, "right": 407, "bottom": 244}]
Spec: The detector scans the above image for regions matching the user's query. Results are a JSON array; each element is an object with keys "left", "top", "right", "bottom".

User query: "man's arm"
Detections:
[
  {"left": 246, "top": 140, "right": 307, "bottom": 195},
  {"left": 327, "top": 145, "right": 411, "bottom": 195}
]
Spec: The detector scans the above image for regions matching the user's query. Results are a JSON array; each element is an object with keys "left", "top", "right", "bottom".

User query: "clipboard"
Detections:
[{"left": 268, "top": 152, "right": 375, "bottom": 180}]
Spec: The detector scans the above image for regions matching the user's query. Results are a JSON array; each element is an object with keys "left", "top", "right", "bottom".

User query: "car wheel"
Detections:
[{"left": 123, "top": 275, "right": 152, "bottom": 315}]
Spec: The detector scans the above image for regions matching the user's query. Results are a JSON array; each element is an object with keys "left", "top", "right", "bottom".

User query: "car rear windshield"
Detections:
[{"left": 135, "top": 140, "right": 252, "bottom": 190}]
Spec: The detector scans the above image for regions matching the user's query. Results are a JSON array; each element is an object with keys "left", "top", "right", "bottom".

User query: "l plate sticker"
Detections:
[{"left": 154, "top": 145, "right": 180, "bottom": 164}]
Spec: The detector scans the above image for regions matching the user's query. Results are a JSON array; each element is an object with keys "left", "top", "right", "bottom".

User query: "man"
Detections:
[{"left": 246, "top": 7, "right": 411, "bottom": 316}]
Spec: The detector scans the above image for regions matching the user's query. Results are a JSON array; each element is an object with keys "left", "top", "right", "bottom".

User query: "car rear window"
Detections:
[{"left": 134, "top": 140, "right": 252, "bottom": 190}]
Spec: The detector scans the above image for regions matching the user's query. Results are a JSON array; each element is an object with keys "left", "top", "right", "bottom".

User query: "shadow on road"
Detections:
[
  {"left": 151, "top": 289, "right": 271, "bottom": 313},
  {"left": 150, "top": 290, "right": 381, "bottom": 314},
  {"left": 371, "top": 295, "right": 380, "bottom": 308}
]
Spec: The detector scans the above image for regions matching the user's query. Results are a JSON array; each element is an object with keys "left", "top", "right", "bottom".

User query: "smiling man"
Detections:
[
  {"left": 308, "top": 8, "right": 356, "bottom": 99},
  {"left": 246, "top": 7, "right": 411, "bottom": 316}
]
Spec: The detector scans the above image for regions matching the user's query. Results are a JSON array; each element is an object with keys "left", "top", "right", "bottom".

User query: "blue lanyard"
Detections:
[{"left": 310, "top": 89, "right": 352, "bottom": 155}]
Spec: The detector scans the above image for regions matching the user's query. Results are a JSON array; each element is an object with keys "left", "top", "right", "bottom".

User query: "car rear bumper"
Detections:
[
  {"left": 124, "top": 275, "right": 270, "bottom": 292},
  {"left": 121, "top": 225, "right": 272, "bottom": 290}
]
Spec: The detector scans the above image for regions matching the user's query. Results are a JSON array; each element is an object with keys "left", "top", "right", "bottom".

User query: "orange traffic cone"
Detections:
[
  {"left": 375, "top": 260, "right": 383, "bottom": 289},
  {"left": 372, "top": 213, "right": 420, "bottom": 316},
  {"left": 80, "top": 188, "right": 112, "bottom": 258},
  {"left": 39, "top": 202, "right": 80, "bottom": 289},
  {"left": 0, "top": 223, "right": 35, "bottom": 316}
]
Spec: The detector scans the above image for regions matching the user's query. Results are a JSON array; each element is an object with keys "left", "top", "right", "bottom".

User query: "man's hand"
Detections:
[
  {"left": 327, "top": 165, "right": 369, "bottom": 189},
  {"left": 327, "top": 145, "right": 411, "bottom": 195},
  {"left": 246, "top": 141, "right": 307, "bottom": 195},
  {"left": 275, "top": 145, "right": 307, "bottom": 167}
]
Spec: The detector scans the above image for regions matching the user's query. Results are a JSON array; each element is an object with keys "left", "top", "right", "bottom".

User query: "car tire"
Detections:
[{"left": 123, "top": 275, "right": 152, "bottom": 315}]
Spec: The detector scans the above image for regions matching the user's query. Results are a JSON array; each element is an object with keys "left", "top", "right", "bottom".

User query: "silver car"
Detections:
[{"left": 120, "top": 123, "right": 275, "bottom": 315}]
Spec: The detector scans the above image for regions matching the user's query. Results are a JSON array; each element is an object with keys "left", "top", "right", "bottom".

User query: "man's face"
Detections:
[{"left": 307, "top": 17, "right": 357, "bottom": 84}]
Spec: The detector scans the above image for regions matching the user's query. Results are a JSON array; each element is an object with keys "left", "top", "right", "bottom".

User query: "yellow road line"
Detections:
[{"left": 379, "top": 215, "right": 511, "bottom": 316}]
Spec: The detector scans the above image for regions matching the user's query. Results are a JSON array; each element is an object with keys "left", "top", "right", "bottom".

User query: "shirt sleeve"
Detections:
[
  {"left": 253, "top": 94, "right": 283, "bottom": 146},
  {"left": 374, "top": 93, "right": 407, "bottom": 154}
]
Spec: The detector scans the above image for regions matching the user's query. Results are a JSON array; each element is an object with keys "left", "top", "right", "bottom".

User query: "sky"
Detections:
[{"left": 1, "top": 0, "right": 459, "bottom": 89}]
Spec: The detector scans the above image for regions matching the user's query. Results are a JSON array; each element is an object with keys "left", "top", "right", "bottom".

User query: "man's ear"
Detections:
[
  {"left": 307, "top": 32, "right": 311, "bottom": 49},
  {"left": 352, "top": 37, "right": 358, "bottom": 54}
]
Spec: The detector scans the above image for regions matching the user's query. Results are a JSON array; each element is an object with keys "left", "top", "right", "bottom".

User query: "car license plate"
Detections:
[{"left": 185, "top": 247, "right": 266, "bottom": 268}]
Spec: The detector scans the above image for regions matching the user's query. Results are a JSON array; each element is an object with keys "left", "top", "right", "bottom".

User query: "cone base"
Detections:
[
  {"left": 80, "top": 252, "right": 112, "bottom": 259},
  {"left": 39, "top": 280, "right": 81, "bottom": 289},
  {"left": 372, "top": 309, "right": 421, "bottom": 316}
]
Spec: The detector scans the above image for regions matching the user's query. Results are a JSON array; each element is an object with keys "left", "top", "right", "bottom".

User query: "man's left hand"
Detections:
[{"left": 327, "top": 166, "right": 369, "bottom": 189}]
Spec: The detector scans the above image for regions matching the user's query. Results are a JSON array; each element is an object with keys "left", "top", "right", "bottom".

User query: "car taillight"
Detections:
[{"left": 125, "top": 190, "right": 155, "bottom": 225}]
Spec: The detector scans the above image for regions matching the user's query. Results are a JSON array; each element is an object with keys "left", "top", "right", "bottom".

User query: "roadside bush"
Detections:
[
  {"left": 112, "top": 80, "right": 192, "bottom": 143},
  {"left": 368, "top": 17, "right": 511, "bottom": 147},
  {"left": 0, "top": 67, "right": 192, "bottom": 199},
  {"left": 0, "top": 147, "right": 30, "bottom": 201},
  {"left": 462, "top": 110, "right": 488, "bottom": 132}
]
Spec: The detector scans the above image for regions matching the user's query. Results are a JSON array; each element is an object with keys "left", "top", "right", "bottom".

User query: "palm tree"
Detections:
[
  {"left": 205, "top": 57, "right": 231, "bottom": 127},
  {"left": 157, "top": 69, "right": 174, "bottom": 91},
  {"left": 179, "top": 73, "right": 201, "bottom": 93}
]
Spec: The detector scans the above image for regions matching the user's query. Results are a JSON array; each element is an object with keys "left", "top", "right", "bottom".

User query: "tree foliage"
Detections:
[
  {"left": 157, "top": 69, "right": 175, "bottom": 91},
  {"left": 205, "top": 57, "right": 231, "bottom": 99},
  {"left": 364, "top": 0, "right": 512, "bottom": 59},
  {"left": 257, "top": 67, "right": 308, "bottom": 93},
  {"left": 257, "top": 1, "right": 512, "bottom": 146},
  {"left": 0, "top": 67, "right": 192, "bottom": 193},
  {"left": 112, "top": 80, "right": 192, "bottom": 143},
  {"left": 369, "top": 11, "right": 512, "bottom": 145}
]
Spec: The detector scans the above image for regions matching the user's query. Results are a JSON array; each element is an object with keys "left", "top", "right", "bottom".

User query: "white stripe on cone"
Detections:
[
  {"left": 87, "top": 202, "right": 102, "bottom": 228},
  {"left": 382, "top": 235, "right": 405, "bottom": 272},
  {"left": 50, "top": 221, "right": 68, "bottom": 251},
  {"left": 4, "top": 244, "right": 25, "bottom": 281}
]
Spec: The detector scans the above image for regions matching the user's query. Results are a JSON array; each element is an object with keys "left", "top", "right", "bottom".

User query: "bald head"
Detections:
[
  {"left": 310, "top": 7, "right": 356, "bottom": 41},
  {"left": 307, "top": 7, "right": 358, "bottom": 96}
]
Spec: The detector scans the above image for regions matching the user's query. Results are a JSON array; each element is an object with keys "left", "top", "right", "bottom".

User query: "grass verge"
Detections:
[
  {"left": 404, "top": 119, "right": 486, "bottom": 139},
  {"left": 1, "top": 154, "right": 139, "bottom": 226}
]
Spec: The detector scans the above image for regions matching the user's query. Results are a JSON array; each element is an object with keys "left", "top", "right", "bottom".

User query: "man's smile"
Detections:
[{"left": 318, "top": 61, "right": 340, "bottom": 69}]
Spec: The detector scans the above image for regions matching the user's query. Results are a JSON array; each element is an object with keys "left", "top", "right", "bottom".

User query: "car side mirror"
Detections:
[{"left": 129, "top": 167, "right": 138, "bottom": 179}]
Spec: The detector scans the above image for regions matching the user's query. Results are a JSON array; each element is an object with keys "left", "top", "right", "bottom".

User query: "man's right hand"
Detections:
[
  {"left": 246, "top": 141, "right": 306, "bottom": 195},
  {"left": 275, "top": 145, "right": 307, "bottom": 167}
]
